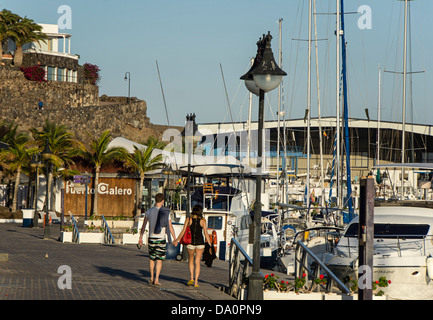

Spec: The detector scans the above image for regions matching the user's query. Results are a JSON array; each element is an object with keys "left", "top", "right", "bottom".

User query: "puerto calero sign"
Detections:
[
  {"left": 66, "top": 181, "right": 133, "bottom": 196},
  {"left": 64, "top": 177, "right": 136, "bottom": 217}
]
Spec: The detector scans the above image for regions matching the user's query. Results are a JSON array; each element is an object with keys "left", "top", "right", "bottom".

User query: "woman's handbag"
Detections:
[{"left": 180, "top": 226, "right": 192, "bottom": 245}]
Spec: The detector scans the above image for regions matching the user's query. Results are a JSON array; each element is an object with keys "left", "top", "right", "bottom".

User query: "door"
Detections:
[{"left": 204, "top": 213, "right": 226, "bottom": 257}]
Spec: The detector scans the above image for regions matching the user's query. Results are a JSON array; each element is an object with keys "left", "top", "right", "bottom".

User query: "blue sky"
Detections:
[{"left": 2, "top": 0, "right": 433, "bottom": 127}]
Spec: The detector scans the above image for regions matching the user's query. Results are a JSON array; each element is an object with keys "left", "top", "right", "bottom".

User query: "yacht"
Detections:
[{"left": 322, "top": 201, "right": 433, "bottom": 300}]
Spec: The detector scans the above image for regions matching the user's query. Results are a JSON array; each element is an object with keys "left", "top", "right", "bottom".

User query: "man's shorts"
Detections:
[{"left": 148, "top": 238, "right": 167, "bottom": 261}]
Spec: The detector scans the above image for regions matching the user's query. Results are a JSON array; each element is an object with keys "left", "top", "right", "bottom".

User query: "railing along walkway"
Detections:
[
  {"left": 71, "top": 214, "right": 80, "bottom": 243},
  {"left": 101, "top": 215, "right": 115, "bottom": 244},
  {"left": 228, "top": 238, "right": 263, "bottom": 300},
  {"left": 295, "top": 241, "right": 350, "bottom": 294}
]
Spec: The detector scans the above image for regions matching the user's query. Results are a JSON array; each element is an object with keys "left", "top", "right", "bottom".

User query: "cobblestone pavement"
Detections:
[{"left": 0, "top": 223, "right": 235, "bottom": 301}]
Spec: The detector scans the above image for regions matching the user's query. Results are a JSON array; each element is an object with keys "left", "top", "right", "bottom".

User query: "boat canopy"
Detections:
[{"left": 373, "top": 163, "right": 433, "bottom": 171}]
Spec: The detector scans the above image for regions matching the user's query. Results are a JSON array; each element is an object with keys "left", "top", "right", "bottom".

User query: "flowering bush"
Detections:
[
  {"left": 83, "top": 63, "right": 100, "bottom": 85},
  {"left": 62, "top": 225, "right": 74, "bottom": 232},
  {"left": 313, "top": 274, "right": 327, "bottom": 286},
  {"left": 343, "top": 275, "right": 391, "bottom": 296},
  {"left": 20, "top": 66, "right": 46, "bottom": 82},
  {"left": 263, "top": 273, "right": 291, "bottom": 292},
  {"left": 373, "top": 276, "right": 391, "bottom": 296},
  {"left": 86, "top": 225, "right": 105, "bottom": 233},
  {"left": 294, "top": 273, "right": 307, "bottom": 292}
]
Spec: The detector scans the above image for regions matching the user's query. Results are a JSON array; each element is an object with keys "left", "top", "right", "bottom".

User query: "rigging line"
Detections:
[
  {"left": 357, "top": 0, "right": 369, "bottom": 113},
  {"left": 219, "top": 63, "right": 238, "bottom": 144},
  {"left": 155, "top": 60, "right": 179, "bottom": 170},
  {"left": 155, "top": 60, "right": 170, "bottom": 126}
]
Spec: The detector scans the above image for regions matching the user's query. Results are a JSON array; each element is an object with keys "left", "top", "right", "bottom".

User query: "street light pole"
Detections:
[
  {"left": 124, "top": 72, "right": 131, "bottom": 104},
  {"left": 30, "top": 153, "right": 42, "bottom": 228},
  {"left": 240, "top": 32, "right": 286, "bottom": 300},
  {"left": 41, "top": 140, "right": 53, "bottom": 240}
]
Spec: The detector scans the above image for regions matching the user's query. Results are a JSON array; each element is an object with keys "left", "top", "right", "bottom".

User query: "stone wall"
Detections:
[
  {"left": 0, "top": 66, "right": 174, "bottom": 145},
  {"left": 22, "top": 52, "right": 79, "bottom": 71},
  {"left": 0, "top": 67, "right": 98, "bottom": 108}
]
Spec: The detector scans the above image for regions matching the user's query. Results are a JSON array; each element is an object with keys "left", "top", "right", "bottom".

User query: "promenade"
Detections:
[{"left": 0, "top": 222, "right": 235, "bottom": 301}]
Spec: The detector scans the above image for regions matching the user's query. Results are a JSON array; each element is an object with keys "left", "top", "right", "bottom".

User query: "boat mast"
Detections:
[
  {"left": 314, "top": 0, "right": 325, "bottom": 206},
  {"left": 401, "top": 0, "right": 408, "bottom": 199},
  {"left": 336, "top": 0, "right": 341, "bottom": 208},
  {"left": 377, "top": 65, "right": 381, "bottom": 165},
  {"left": 247, "top": 59, "right": 253, "bottom": 167},
  {"left": 306, "top": 0, "right": 312, "bottom": 208},
  {"left": 277, "top": 18, "right": 283, "bottom": 204},
  {"left": 340, "top": 0, "right": 354, "bottom": 218}
]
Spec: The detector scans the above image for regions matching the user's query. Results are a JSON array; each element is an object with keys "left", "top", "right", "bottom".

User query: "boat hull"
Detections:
[{"left": 326, "top": 256, "right": 433, "bottom": 300}]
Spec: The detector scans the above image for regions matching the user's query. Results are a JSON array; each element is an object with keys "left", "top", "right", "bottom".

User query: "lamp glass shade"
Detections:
[
  {"left": 253, "top": 74, "right": 282, "bottom": 93},
  {"left": 244, "top": 79, "right": 260, "bottom": 96},
  {"left": 41, "top": 143, "right": 53, "bottom": 160}
]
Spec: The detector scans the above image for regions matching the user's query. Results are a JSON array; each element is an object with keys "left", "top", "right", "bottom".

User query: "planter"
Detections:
[
  {"left": 122, "top": 233, "right": 141, "bottom": 245},
  {"left": 84, "top": 219, "right": 134, "bottom": 229},
  {"left": 79, "top": 232, "right": 104, "bottom": 244},
  {"left": 61, "top": 231, "right": 73, "bottom": 243},
  {"left": 264, "top": 291, "right": 324, "bottom": 300},
  {"left": 263, "top": 291, "right": 388, "bottom": 300}
]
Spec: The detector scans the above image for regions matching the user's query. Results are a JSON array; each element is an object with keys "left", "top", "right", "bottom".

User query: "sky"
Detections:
[{"left": 2, "top": 0, "right": 433, "bottom": 127}]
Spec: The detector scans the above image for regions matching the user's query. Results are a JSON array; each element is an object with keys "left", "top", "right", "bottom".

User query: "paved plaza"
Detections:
[{"left": 0, "top": 222, "right": 235, "bottom": 301}]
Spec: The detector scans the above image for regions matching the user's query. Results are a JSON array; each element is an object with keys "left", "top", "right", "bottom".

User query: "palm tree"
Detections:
[
  {"left": 124, "top": 141, "right": 164, "bottom": 216},
  {"left": 0, "top": 133, "right": 38, "bottom": 211},
  {"left": 0, "top": 9, "right": 21, "bottom": 61},
  {"left": 31, "top": 120, "right": 83, "bottom": 211},
  {"left": 11, "top": 16, "right": 47, "bottom": 67},
  {"left": 81, "top": 130, "right": 127, "bottom": 216}
]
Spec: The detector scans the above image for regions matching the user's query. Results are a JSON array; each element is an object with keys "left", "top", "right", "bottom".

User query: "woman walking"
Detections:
[{"left": 173, "top": 205, "right": 212, "bottom": 287}]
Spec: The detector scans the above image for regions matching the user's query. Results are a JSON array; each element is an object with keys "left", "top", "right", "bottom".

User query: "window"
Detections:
[
  {"left": 207, "top": 216, "right": 223, "bottom": 230},
  {"left": 240, "top": 215, "right": 251, "bottom": 230},
  {"left": 57, "top": 68, "right": 64, "bottom": 81},
  {"left": 47, "top": 67, "right": 55, "bottom": 81},
  {"left": 344, "top": 223, "right": 430, "bottom": 239}
]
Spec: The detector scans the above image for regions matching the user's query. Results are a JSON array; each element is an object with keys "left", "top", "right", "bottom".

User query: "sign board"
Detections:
[{"left": 73, "top": 175, "right": 91, "bottom": 184}]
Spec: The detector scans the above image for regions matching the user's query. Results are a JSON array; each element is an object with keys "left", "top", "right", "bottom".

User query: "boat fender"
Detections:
[
  {"left": 426, "top": 256, "right": 433, "bottom": 281},
  {"left": 211, "top": 230, "right": 217, "bottom": 252}
]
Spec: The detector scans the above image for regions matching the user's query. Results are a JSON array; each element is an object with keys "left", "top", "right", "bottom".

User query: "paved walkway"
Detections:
[{"left": 0, "top": 223, "right": 235, "bottom": 300}]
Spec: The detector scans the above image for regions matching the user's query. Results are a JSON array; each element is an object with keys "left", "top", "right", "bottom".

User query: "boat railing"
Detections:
[
  {"left": 295, "top": 240, "right": 351, "bottom": 294},
  {"left": 335, "top": 234, "right": 432, "bottom": 258},
  {"left": 228, "top": 237, "right": 262, "bottom": 300}
]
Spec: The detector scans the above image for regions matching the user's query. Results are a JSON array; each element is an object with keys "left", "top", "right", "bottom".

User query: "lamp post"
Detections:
[
  {"left": 30, "top": 153, "right": 43, "bottom": 228},
  {"left": 240, "top": 32, "right": 286, "bottom": 300},
  {"left": 41, "top": 140, "right": 53, "bottom": 240},
  {"left": 124, "top": 72, "right": 131, "bottom": 104},
  {"left": 162, "top": 164, "right": 175, "bottom": 209}
]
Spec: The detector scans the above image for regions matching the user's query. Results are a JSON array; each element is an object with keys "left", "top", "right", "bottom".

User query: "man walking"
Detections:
[{"left": 138, "top": 193, "right": 176, "bottom": 285}]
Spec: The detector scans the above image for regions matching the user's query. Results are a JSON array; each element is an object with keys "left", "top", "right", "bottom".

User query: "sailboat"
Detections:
[{"left": 320, "top": 0, "right": 433, "bottom": 300}]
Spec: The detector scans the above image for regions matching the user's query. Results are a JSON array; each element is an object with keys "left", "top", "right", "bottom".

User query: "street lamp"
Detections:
[
  {"left": 41, "top": 140, "right": 53, "bottom": 240},
  {"left": 124, "top": 72, "right": 131, "bottom": 104},
  {"left": 240, "top": 32, "right": 286, "bottom": 300},
  {"left": 30, "top": 153, "right": 43, "bottom": 228},
  {"left": 162, "top": 164, "right": 175, "bottom": 210}
]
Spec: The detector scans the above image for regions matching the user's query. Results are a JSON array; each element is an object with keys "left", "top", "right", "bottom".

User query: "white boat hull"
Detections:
[{"left": 325, "top": 254, "right": 433, "bottom": 300}]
